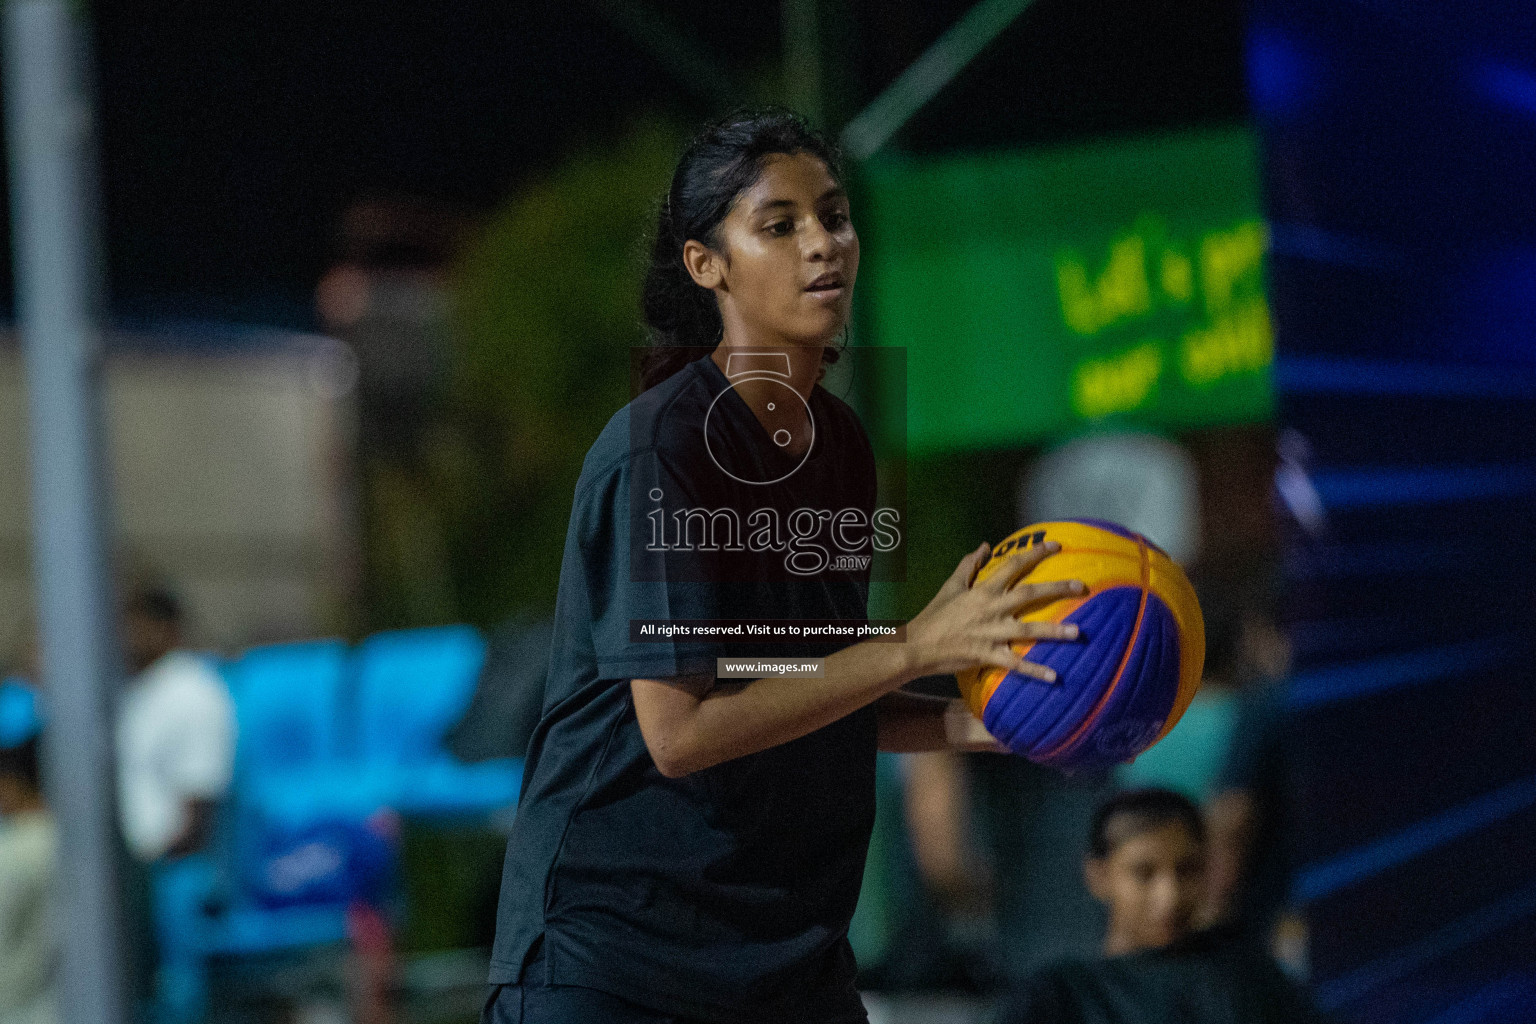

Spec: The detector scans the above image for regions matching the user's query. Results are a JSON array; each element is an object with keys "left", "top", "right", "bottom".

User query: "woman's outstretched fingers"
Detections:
[
  {"left": 1011, "top": 657, "right": 1058, "bottom": 683},
  {"left": 963, "top": 542, "right": 991, "bottom": 587},
  {"left": 1020, "top": 620, "right": 1080, "bottom": 642},
  {"left": 978, "top": 542, "right": 1056, "bottom": 593},
  {"left": 944, "top": 542, "right": 990, "bottom": 594},
  {"left": 1003, "top": 578, "right": 1087, "bottom": 612},
  {"left": 973, "top": 638, "right": 1059, "bottom": 682},
  {"left": 980, "top": 617, "right": 1077, "bottom": 643},
  {"left": 912, "top": 541, "right": 1086, "bottom": 679}
]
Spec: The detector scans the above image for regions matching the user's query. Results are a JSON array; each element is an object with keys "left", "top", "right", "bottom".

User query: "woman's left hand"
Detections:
[{"left": 943, "top": 699, "right": 1008, "bottom": 753}]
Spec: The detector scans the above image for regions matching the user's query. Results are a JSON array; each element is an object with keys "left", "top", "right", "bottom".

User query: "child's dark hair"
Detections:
[
  {"left": 640, "top": 108, "right": 846, "bottom": 391},
  {"left": 1089, "top": 788, "right": 1206, "bottom": 859},
  {"left": 126, "top": 585, "right": 182, "bottom": 625},
  {"left": 0, "top": 734, "right": 41, "bottom": 793}
]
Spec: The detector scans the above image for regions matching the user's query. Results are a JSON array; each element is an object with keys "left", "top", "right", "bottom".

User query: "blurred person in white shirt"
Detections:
[
  {"left": 116, "top": 587, "right": 235, "bottom": 863},
  {"left": 0, "top": 680, "right": 56, "bottom": 1024}
]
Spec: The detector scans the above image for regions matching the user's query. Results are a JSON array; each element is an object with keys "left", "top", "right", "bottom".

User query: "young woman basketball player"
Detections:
[{"left": 483, "top": 109, "right": 1085, "bottom": 1024}]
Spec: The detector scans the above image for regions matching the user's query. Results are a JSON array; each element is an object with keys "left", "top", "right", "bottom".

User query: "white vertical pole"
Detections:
[{"left": 2, "top": 3, "right": 128, "bottom": 1023}]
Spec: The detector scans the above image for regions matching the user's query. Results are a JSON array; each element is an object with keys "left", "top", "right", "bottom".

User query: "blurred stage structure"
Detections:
[{"left": 1257, "top": 0, "right": 1536, "bottom": 1020}]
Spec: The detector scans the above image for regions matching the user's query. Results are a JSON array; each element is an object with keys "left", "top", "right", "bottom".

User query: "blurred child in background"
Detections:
[
  {"left": 998, "top": 788, "right": 1325, "bottom": 1024},
  {"left": 115, "top": 586, "right": 235, "bottom": 1023},
  {"left": 116, "top": 587, "right": 235, "bottom": 865},
  {"left": 0, "top": 679, "right": 56, "bottom": 1024}
]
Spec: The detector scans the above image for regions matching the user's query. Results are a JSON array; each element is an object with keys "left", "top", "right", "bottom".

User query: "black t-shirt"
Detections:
[
  {"left": 1000, "top": 927, "right": 1329, "bottom": 1024},
  {"left": 489, "top": 354, "right": 880, "bottom": 1024}
]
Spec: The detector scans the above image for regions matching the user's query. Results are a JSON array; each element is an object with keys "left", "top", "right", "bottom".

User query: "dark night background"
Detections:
[{"left": 0, "top": 0, "right": 1246, "bottom": 327}]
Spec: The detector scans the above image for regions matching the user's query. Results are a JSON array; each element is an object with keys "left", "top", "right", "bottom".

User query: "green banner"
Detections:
[{"left": 860, "top": 128, "right": 1274, "bottom": 454}]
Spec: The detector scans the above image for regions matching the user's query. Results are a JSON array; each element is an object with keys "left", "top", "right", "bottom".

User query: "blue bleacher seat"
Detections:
[
  {"left": 227, "top": 640, "right": 347, "bottom": 774},
  {"left": 153, "top": 642, "right": 394, "bottom": 1024},
  {"left": 352, "top": 625, "right": 522, "bottom": 815},
  {"left": 0, "top": 676, "right": 41, "bottom": 746},
  {"left": 224, "top": 639, "right": 398, "bottom": 901},
  {"left": 150, "top": 628, "right": 523, "bottom": 1021}
]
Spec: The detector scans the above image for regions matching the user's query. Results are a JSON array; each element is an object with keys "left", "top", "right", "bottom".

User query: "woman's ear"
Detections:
[{"left": 683, "top": 239, "right": 725, "bottom": 291}]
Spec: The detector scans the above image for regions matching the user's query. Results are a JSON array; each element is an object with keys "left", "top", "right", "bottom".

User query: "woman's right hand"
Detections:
[{"left": 904, "top": 541, "right": 1085, "bottom": 682}]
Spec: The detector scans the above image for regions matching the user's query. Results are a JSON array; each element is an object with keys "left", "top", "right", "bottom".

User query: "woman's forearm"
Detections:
[
  {"left": 634, "top": 638, "right": 921, "bottom": 777},
  {"left": 634, "top": 541, "right": 1079, "bottom": 777}
]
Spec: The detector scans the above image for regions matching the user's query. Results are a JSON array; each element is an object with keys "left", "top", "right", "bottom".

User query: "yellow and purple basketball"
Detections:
[{"left": 956, "top": 519, "right": 1205, "bottom": 769}]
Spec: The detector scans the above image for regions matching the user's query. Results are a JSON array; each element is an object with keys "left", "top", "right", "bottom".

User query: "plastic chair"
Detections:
[
  {"left": 223, "top": 638, "right": 397, "bottom": 907},
  {"left": 227, "top": 640, "right": 348, "bottom": 776},
  {"left": 0, "top": 676, "right": 41, "bottom": 746},
  {"left": 153, "top": 643, "right": 394, "bottom": 1023},
  {"left": 352, "top": 625, "right": 522, "bottom": 815}
]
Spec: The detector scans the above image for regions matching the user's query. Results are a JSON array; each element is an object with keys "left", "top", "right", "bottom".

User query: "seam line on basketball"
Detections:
[
  {"left": 976, "top": 583, "right": 1141, "bottom": 742},
  {"left": 1003, "top": 546, "right": 1138, "bottom": 561},
  {"left": 1038, "top": 535, "right": 1150, "bottom": 760},
  {"left": 974, "top": 592, "right": 1098, "bottom": 714}
]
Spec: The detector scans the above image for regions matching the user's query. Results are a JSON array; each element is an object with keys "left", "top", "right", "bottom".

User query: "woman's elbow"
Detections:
[
  {"left": 653, "top": 754, "right": 692, "bottom": 779},
  {"left": 631, "top": 676, "right": 714, "bottom": 778},
  {"left": 644, "top": 727, "right": 702, "bottom": 778}
]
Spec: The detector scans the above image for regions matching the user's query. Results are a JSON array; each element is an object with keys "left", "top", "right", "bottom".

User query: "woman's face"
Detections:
[
  {"left": 689, "top": 151, "right": 859, "bottom": 347},
  {"left": 1086, "top": 822, "right": 1206, "bottom": 954}
]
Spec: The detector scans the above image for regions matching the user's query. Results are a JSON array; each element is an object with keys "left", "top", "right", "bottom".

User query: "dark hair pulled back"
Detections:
[
  {"left": 1089, "top": 787, "right": 1207, "bottom": 859},
  {"left": 640, "top": 108, "right": 846, "bottom": 392}
]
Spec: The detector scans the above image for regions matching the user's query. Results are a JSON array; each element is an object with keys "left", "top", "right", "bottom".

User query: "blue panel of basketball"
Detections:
[
  {"left": 958, "top": 519, "right": 1205, "bottom": 769},
  {"left": 981, "top": 585, "right": 1142, "bottom": 757},
  {"left": 1040, "top": 593, "right": 1183, "bottom": 769}
]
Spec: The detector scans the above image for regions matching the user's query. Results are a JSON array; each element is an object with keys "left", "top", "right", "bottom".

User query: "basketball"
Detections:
[{"left": 957, "top": 519, "right": 1205, "bottom": 769}]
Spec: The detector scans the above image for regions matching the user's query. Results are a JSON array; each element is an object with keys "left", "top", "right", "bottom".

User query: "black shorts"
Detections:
[{"left": 481, "top": 940, "right": 710, "bottom": 1024}]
